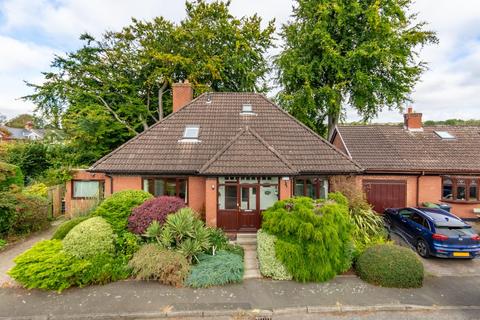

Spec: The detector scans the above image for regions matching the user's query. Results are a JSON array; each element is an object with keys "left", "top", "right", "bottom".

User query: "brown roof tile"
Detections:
[
  {"left": 90, "top": 93, "right": 362, "bottom": 175},
  {"left": 336, "top": 125, "right": 480, "bottom": 173}
]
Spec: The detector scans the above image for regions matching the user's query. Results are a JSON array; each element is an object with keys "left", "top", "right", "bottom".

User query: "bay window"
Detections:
[
  {"left": 143, "top": 177, "right": 187, "bottom": 201},
  {"left": 442, "top": 177, "right": 480, "bottom": 202},
  {"left": 72, "top": 180, "right": 104, "bottom": 199}
]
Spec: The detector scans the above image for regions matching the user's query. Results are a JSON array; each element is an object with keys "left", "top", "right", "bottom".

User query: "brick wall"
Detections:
[
  {"left": 111, "top": 175, "right": 142, "bottom": 193},
  {"left": 279, "top": 178, "right": 292, "bottom": 200},
  {"left": 188, "top": 176, "right": 206, "bottom": 214},
  {"left": 65, "top": 170, "right": 106, "bottom": 217},
  {"left": 204, "top": 178, "right": 217, "bottom": 227}
]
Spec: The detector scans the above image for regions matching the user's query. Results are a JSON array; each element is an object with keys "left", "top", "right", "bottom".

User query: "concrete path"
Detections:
[
  {"left": 0, "top": 226, "right": 57, "bottom": 286},
  {"left": 235, "top": 234, "right": 261, "bottom": 279},
  {"left": 0, "top": 276, "right": 479, "bottom": 319}
]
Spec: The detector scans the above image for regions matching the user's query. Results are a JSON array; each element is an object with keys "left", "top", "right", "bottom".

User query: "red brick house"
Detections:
[
  {"left": 66, "top": 82, "right": 361, "bottom": 232},
  {"left": 330, "top": 108, "right": 480, "bottom": 220}
]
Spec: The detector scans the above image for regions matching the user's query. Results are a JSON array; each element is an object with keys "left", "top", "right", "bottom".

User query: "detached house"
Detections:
[
  {"left": 0, "top": 121, "right": 45, "bottom": 142},
  {"left": 66, "top": 82, "right": 361, "bottom": 232},
  {"left": 331, "top": 108, "right": 480, "bottom": 220}
]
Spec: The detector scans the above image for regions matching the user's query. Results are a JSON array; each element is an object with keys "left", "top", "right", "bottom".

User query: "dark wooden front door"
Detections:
[
  {"left": 363, "top": 180, "right": 407, "bottom": 213},
  {"left": 217, "top": 183, "right": 261, "bottom": 232}
]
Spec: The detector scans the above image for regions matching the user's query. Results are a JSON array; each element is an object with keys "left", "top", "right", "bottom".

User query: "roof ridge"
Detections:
[
  {"left": 89, "top": 92, "right": 207, "bottom": 171},
  {"left": 258, "top": 95, "right": 363, "bottom": 172},
  {"left": 246, "top": 127, "right": 297, "bottom": 173},
  {"left": 199, "top": 128, "right": 246, "bottom": 173}
]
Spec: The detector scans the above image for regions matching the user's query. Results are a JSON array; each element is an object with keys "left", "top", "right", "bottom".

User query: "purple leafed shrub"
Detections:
[{"left": 128, "top": 196, "right": 186, "bottom": 235}]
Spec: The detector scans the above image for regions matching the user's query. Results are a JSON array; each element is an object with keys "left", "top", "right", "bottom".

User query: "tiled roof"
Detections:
[
  {"left": 336, "top": 125, "right": 480, "bottom": 173},
  {"left": 0, "top": 126, "right": 45, "bottom": 140},
  {"left": 90, "top": 93, "right": 362, "bottom": 175}
]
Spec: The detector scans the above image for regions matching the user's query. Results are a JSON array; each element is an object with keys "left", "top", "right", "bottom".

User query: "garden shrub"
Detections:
[
  {"left": 185, "top": 251, "right": 244, "bottom": 288},
  {"left": 0, "top": 192, "right": 50, "bottom": 236},
  {"left": 23, "top": 183, "right": 49, "bottom": 198},
  {"left": 0, "top": 162, "right": 24, "bottom": 191},
  {"left": 223, "top": 243, "right": 244, "bottom": 257},
  {"left": 51, "top": 216, "right": 89, "bottom": 240},
  {"left": 0, "top": 239, "right": 6, "bottom": 249},
  {"left": 262, "top": 196, "right": 354, "bottom": 282},
  {"left": 0, "top": 192, "right": 16, "bottom": 236},
  {"left": 63, "top": 217, "right": 116, "bottom": 259},
  {"left": 129, "top": 244, "right": 189, "bottom": 286},
  {"left": 128, "top": 196, "right": 185, "bottom": 235},
  {"left": 257, "top": 229, "right": 292, "bottom": 280},
  {"left": 76, "top": 254, "right": 132, "bottom": 285},
  {"left": 115, "top": 231, "right": 140, "bottom": 259},
  {"left": 356, "top": 244, "right": 424, "bottom": 288},
  {"left": 145, "top": 208, "right": 210, "bottom": 263},
  {"left": 94, "top": 190, "right": 153, "bottom": 233},
  {"left": 8, "top": 240, "right": 90, "bottom": 292}
]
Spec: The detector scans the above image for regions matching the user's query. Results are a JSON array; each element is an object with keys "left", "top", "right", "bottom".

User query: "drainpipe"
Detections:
[{"left": 416, "top": 171, "right": 425, "bottom": 207}]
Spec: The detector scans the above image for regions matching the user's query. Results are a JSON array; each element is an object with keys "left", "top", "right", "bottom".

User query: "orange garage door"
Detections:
[{"left": 363, "top": 180, "right": 407, "bottom": 213}]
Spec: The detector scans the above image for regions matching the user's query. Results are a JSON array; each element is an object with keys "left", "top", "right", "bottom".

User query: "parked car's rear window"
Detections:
[{"left": 435, "top": 226, "right": 475, "bottom": 237}]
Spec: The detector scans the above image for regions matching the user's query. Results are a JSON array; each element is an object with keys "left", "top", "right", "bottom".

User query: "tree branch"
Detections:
[{"left": 97, "top": 96, "right": 139, "bottom": 135}]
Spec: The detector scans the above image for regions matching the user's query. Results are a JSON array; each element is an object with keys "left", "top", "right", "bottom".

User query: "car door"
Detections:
[
  {"left": 396, "top": 208, "right": 415, "bottom": 241},
  {"left": 406, "top": 212, "right": 430, "bottom": 241}
]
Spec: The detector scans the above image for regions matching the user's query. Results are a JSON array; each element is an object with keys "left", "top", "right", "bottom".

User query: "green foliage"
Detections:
[
  {"left": 5, "top": 142, "right": 49, "bottom": 183},
  {"left": 23, "top": 183, "right": 49, "bottom": 198},
  {"left": 0, "top": 192, "right": 16, "bottom": 236},
  {"left": 0, "top": 162, "right": 24, "bottom": 191},
  {"left": 257, "top": 229, "right": 292, "bottom": 280},
  {"left": 129, "top": 244, "right": 189, "bottom": 286},
  {"left": 356, "top": 244, "right": 424, "bottom": 288},
  {"left": 115, "top": 231, "right": 140, "bottom": 259},
  {"left": 4, "top": 114, "right": 36, "bottom": 128},
  {"left": 424, "top": 119, "right": 480, "bottom": 126},
  {"left": 205, "top": 227, "right": 243, "bottom": 257},
  {"left": 93, "top": 190, "right": 153, "bottom": 233},
  {"left": 223, "top": 243, "right": 244, "bottom": 258},
  {"left": 8, "top": 240, "right": 130, "bottom": 292},
  {"left": 327, "top": 192, "right": 349, "bottom": 207},
  {"left": 63, "top": 217, "right": 116, "bottom": 259},
  {"left": 276, "top": 0, "right": 438, "bottom": 136},
  {"left": 24, "top": 1, "right": 275, "bottom": 165},
  {"left": 350, "top": 206, "right": 389, "bottom": 256},
  {"left": 51, "top": 216, "right": 89, "bottom": 240},
  {"left": 8, "top": 240, "right": 90, "bottom": 292},
  {"left": 262, "top": 197, "right": 354, "bottom": 282},
  {"left": 422, "top": 202, "right": 439, "bottom": 208},
  {"left": 146, "top": 208, "right": 210, "bottom": 263},
  {"left": 185, "top": 251, "right": 244, "bottom": 288},
  {"left": 0, "top": 239, "right": 6, "bottom": 249}
]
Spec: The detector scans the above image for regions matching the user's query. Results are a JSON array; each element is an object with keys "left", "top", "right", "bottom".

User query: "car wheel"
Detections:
[
  {"left": 384, "top": 216, "right": 393, "bottom": 231},
  {"left": 416, "top": 239, "right": 430, "bottom": 258}
]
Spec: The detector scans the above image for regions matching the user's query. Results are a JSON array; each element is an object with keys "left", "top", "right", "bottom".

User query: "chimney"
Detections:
[
  {"left": 172, "top": 80, "right": 193, "bottom": 113},
  {"left": 25, "top": 121, "right": 34, "bottom": 130},
  {"left": 404, "top": 107, "right": 423, "bottom": 131}
]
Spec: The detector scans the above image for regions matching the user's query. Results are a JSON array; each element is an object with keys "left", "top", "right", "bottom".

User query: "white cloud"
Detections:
[{"left": 1, "top": 0, "right": 480, "bottom": 123}]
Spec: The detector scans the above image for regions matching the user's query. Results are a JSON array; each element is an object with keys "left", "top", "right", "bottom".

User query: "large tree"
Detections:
[
  {"left": 276, "top": 0, "right": 438, "bottom": 137},
  {"left": 24, "top": 0, "right": 275, "bottom": 165}
]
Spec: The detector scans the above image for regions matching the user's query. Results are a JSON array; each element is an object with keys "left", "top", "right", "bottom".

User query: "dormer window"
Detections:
[
  {"left": 240, "top": 103, "right": 256, "bottom": 115},
  {"left": 435, "top": 131, "right": 455, "bottom": 140},
  {"left": 183, "top": 125, "right": 199, "bottom": 139}
]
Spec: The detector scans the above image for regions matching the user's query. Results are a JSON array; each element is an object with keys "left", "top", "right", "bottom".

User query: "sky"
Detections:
[{"left": 1, "top": 0, "right": 480, "bottom": 123}]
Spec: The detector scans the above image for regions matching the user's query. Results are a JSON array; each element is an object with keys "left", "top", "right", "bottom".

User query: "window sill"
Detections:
[{"left": 441, "top": 199, "right": 480, "bottom": 205}]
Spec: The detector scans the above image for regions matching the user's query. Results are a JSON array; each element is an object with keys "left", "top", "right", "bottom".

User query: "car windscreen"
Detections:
[{"left": 435, "top": 226, "right": 475, "bottom": 237}]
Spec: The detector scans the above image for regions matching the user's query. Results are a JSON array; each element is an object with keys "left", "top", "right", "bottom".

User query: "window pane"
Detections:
[
  {"left": 165, "top": 180, "right": 176, "bottom": 196},
  {"left": 143, "top": 179, "right": 149, "bottom": 193},
  {"left": 73, "top": 181, "right": 100, "bottom": 198},
  {"left": 240, "top": 176, "right": 257, "bottom": 184},
  {"left": 294, "top": 180, "right": 304, "bottom": 197},
  {"left": 154, "top": 179, "right": 165, "bottom": 197},
  {"left": 456, "top": 187, "right": 466, "bottom": 200},
  {"left": 442, "top": 178, "right": 452, "bottom": 199},
  {"left": 224, "top": 185, "right": 237, "bottom": 210},
  {"left": 179, "top": 179, "right": 187, "bottom": 200},
  {"left": 319, "top": 179, "right": 328, "bottom": 199},
  {"left": 260, "top": 176, "right": 278, "bottom": 184},
  {"left": 306, "top": 179, "right": 315, "bottom": 199},
  {"left": 240, "top": 187, "right": 256, "bottom": 210},
  {"left": 469, "top": 180, "right": 478, "bottom": 201},
  {"left": 218, "top": 185, "right": 225, "bottom": 210},
  {"left": 260, "top": 185, "right": 278, "bottom": 210}
]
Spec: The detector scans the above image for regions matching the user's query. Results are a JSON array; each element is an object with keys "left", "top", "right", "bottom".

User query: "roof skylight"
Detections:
[
  {"left": 434, "top": 131, "right": 455, "bottom": 140},
  {"left": 183, "top": 125, "right": 199, "bottom": 139},
  {"left": 240, "top": 103, "right": 255, "bottom": 115}
]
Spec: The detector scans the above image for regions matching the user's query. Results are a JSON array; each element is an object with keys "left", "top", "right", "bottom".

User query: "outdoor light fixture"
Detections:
[{"left": 211, "top": 184, "right": 215, "bottom": 190}]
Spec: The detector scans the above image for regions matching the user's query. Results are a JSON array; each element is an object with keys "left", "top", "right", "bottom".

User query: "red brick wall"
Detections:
[
  {"left": 111, "top": 175, "right": 142, "bottom": 193},
  {"left": 65, "top": 170, "right": 106, "bottom": 217},
  {"left": 279, "top": 178, "right": 292, "bottom": 200},
  {"left": 188, "top": 176, "right": 206, "bottom": 214},
  {"left": 205, "top": 178, "right": 217, "bottom": 227}
]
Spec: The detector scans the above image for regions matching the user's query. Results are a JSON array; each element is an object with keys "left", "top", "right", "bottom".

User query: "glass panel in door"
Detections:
[
  {"left": 240, "top": 186, "right": 257, "bottom": 211},
  {"left": 224, "top": 185, "right": 238, "bottom": 210}
]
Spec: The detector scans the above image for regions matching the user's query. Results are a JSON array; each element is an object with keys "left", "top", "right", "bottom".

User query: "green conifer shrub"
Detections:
[
  {"left": 261, "top": 196, "right": 354, "bottom": 282},
  {"left": 51, "top": 216, "right": 89, "bottom": 240}
]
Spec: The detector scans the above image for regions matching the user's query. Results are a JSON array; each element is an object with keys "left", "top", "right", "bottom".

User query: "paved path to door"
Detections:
[
  {"left": 235, "top": 234, "right": 261, "bottom": 279},
  {"left": 0, "top": 226, "right": 57, "bottom": 286}
]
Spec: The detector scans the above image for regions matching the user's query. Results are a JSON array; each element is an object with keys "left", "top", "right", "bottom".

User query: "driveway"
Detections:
[{"left": 389, "top": 224, "right": 480, "bottom": 277}]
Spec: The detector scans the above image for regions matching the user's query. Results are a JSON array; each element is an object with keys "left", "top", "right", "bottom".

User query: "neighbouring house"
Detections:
[
  {"left": 66, "top": 81, "right": 362, "bottom": 232},
  {"left": 0, "top": 121, "right": 45, "bottom": 142},
  {"left": 330, "top": 108, "right": 480, "bottom": 220}
]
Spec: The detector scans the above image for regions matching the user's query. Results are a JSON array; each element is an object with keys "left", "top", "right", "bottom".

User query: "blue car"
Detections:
[{"left": 384, "top": 207, "right": 480, "bottom": 259}]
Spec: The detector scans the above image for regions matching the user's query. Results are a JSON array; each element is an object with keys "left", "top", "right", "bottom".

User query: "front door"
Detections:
[{"left": 239, "top": 185, "right": 260, "bottom": 231}]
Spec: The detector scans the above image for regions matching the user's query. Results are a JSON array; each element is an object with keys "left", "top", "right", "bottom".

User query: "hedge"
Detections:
[
  {"left": 51, "top": 216, "right": 89, "bottom": 240},
  {"left": 0, "top": 162, "right": 23, "bottom": 191},
  {"left": 356, "top": 244, "right": 424, "bottom": 288}
]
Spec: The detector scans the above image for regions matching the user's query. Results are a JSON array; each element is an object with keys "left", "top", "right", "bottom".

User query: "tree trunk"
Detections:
[{"left": 158, "top": 81, "right": 168, "bottom": 121}]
